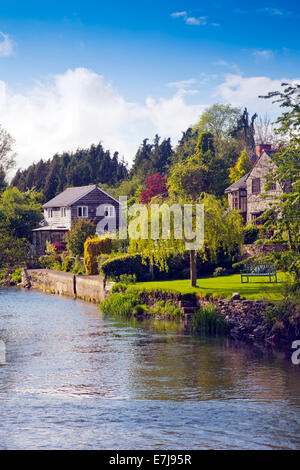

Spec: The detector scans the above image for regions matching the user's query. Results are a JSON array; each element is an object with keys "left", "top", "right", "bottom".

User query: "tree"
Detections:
[
  {"left": 260, "top": 83, "right": 300, "bottom": 284},
  {"left": 0, "top": 187, "right": 43, "bottom": 240},
  {"left": 0, "top": 225, "right": 30, "bottom": 268},
  {"left": 195, "top": 103, "right": 242, "bottom": 141},
  {"left": 128, "top": 194, "right": 244, "bottom": 287},
  {"left": 140, "top": 173, "right": 168, "bottom": 204},
  {"left": 229, "top": 149, "right": 252, "bottom": 183},
  {"left": 168, "top": 132, "right": 228, "bottom": 199},
  {"left": 0, "top": 125, "right": 16, "bottom": 174},
  {"left": 65, "top": 218, "right": 96, "bottom": 257}
]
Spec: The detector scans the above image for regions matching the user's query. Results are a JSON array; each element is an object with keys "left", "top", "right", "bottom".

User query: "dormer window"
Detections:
[{"left": 77, "top": 206, "right": 88, "bottom": 218}]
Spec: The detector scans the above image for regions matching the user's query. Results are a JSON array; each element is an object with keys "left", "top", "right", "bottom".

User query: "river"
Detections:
[{"left": 0, "top": 287, "right": 299, "bottom": 450}]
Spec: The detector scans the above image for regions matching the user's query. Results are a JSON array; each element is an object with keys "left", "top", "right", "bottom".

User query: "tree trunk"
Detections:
[{"left": 190, "top": 250, "right": 197, "bottom": 287}]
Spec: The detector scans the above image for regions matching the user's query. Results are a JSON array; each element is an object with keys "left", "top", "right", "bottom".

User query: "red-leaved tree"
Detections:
[{"left": 140, "top": 173, "right": 168, "bottom": 204}]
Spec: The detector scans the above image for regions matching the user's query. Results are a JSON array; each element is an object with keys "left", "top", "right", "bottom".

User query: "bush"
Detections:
[
  {"left": 65, "top": 218, "right": 96, "bottom": 257},
  {"left": 52, "top": 242, "right": 66, "bottom": 253},
  {"left": 111, "top": 282, "right": 128, "bottom": 293},
  {"left": 62, "top": 254, "right": 74, "bottom": 272},
  {"left": 84, "top": 235, "right": 111, "bottom": 275},
  {"left": 71, "top": 256, "right": 85, "bottom": 275},
  {"left": 244, "top": 225, "right": 260, "bottom": 244},
  {"left": 11, "top": 268, "right": 22, "bottom": 284},
  {"left": 149, "top": 300, "right": 183, "bottom": 319},
  {"left": 191, "top": 304, "right": 229, "bottom": 335},
  {"left": 213, "top": 267, "right": 228, "bottom": 277},
  {"left": 100, "top": 254, "right": 149, "bottom": 281},
  {"left": 100, "top": 291, "right": 141, "bottom": 317}
]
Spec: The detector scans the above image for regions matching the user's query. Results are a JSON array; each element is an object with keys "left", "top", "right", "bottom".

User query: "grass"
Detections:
[{"left": 133, "top": 272, "right": 287, "bottom": 300}]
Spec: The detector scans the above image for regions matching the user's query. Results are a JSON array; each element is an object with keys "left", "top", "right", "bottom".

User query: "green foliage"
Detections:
[
  {"left": 65, "top": 218, "right": 96, "bottom": 257},
  {"left": 61, "top": 254, "right": 73, "bottom": 272},
  {"left": 260, "top": 83, "right": 300, "bottom": 282},
  {"left": 263, "top": 297, "right": 299, "bottom": 328},
  {"left": 191, "top": 304, "right": 229, "bottom": 335},
  {"left": 132, "top": 304, "right": 149, "bottom": 316},
  {"left": 101, "top": 253, "right": 149, "bottom": 281},
  {"left": 229, "top": 149, "right": 252, "bottom": 183},
  {"left": 71, "top": 256, "right": 85, "bottom": 275},
  {"left": 0, "top": 226, "right": 30, "bottom": 268},
  {"left": 195, "top": 104, "right": 242, "bottom": 141},
  {"left": 11, "top": 143, "right": 128, "bottom": 201},
  {"left": 118, "top": 273, "right": 137, "bottom": 284},
  {"left": 11, "top": 268, "right": 22, "bottom": 284},
  {"left": 84, "top": 235, "right": 111, "bottom": 275},
  {"left": 243, "top": 225, "right": 260, "bottom": 244},
  {"left": 111, "top": 282, "right": 128, "bottom": 293},
  {"left": 100, "top": 291, "right": 141, "bottom": 317},
  {"left": 0, "top": 187, "right": 43, "bottom": 239},
  {"left": 130, "top": 135, "right": 173, "bottom": 178},
  {"left": 149, "top": 300, "right": 183, "bottom": 319}
]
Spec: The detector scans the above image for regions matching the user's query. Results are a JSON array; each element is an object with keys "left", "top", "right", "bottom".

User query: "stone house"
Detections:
[
  {"left": 32, "top": 184, "right": 121, "bottom": 251},
  {"left": 225, "top": 144, "right": 283, "bottom": 224}
]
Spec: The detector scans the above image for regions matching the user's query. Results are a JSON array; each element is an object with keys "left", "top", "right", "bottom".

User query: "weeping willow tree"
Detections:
[{"left": 128, "top": 194, "right": 244, "bottom": 287}]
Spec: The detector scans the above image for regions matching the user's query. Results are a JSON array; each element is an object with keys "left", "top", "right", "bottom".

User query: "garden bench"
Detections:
[{"left": 240, "top": 263, "right": 277, "bottom": 283}]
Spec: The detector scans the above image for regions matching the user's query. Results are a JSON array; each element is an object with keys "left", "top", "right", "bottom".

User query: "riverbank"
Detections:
[{"left": 22, "top": 268, "right": 299, "bottom": 351}]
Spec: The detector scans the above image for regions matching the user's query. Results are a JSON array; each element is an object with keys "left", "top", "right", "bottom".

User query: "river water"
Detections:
[{"left": 0, "top": 287, "right": 299, "bottom": 450}]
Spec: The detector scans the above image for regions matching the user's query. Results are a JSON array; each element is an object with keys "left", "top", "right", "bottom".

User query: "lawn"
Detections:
[{"left": 133, "top": 272, "right": 287, "bottom": 300}]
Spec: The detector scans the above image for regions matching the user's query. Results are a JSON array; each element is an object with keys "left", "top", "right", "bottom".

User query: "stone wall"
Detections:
[
  {"left": 76, "top": 274, "right": 106, "bottom": 302},
  {"left": 243, "top": 243, "right": 288, "bottom": 259},
  {"left": 23, "top": 268, "right": 106, "bottom": 302}
]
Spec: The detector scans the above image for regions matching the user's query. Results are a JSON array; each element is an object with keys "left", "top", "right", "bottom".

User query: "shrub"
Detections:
[
  {"left": 213, "top": 267, "right": 227, "bottom": 277},
  {"left": 119, "top": 273, "right": 136, "bottom": 284},
  {"left": 11, "top": 268, "right": 22, "bottom": 284},
  {"left": 84, "top": 235, "right": 111, "bottom": 275},
  {"left": 100, "top": 254, "right": 149, "bottom": 281},
  {"left": 65, "top": 218, "right": 96, "bottom": 257},
  {"left": 72, "top": 256, "right": 85, "bottom": 275},
  {"left": 111, "top": 282, "right": 128, "bottom": 293},
  {"left": 191, "top": 304, "right": 229, "bottom": 335},
  {"left": 62, "top": 254, "right": 74, "bottom": 272},
  {"left": 52, "top": 242, "right": 66, "bottom": 252},
  {"left": 100, "top": 291, "right": 141, "bottom": 317},
  {"left": 132, "top": 304, "right": 149, "bottom": 316},
  {"left": 244, "top": 225, "right": 260, "bottom": 244},
  {"left": 149, "top": 300, "right": 183, "bottom": 319}
]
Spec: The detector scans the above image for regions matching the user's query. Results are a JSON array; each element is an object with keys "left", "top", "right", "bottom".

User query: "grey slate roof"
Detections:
[
  {"left": 43, "top": 184, "right": 97, "bottom": 208},
  {"left": 224, "top": 173, "right": 249, "bottom": 193}
]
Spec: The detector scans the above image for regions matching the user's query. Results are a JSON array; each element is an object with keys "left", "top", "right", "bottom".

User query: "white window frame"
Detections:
[
  {"left": 48, "top": 209, "right": 53, "bottom": 218},
  {"left": 77, "top": 206, "right": 88, "bottom": 218},
  {"left": 61, "top": 207, "right": 67, "bottom": 217},
  {"left": 104, "top": 205, "right": 115, "bottom": 218}
]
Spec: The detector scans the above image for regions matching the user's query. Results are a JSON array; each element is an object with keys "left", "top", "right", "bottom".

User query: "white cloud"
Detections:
[
  {"left": 2, "top": 68, "right": 299, "bottom": 172},
  {"left": 258, "top": 7, "right": 287, "bottom": 16},
  {"left": 252, "top": 49, "right": 274, "bottom": 59},
  {"left": 215, "top": 74, "right": 300, "bottom": 116},
  {"left": 170, "top": 11, "right": 187, "bottom": 18},
  {"left": 0, "top": 32, "right": 14, "bottom": 57},
  {"left": 185, "top": 16, "right": 207, "bottom": 25},
  {"left": 0, "top": 68, "right": 205, "bottom": 170}
]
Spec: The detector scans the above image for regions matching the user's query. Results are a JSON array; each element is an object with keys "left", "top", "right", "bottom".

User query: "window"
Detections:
[
  {"left": 77, "top": 206, "right": 88, "bottom": 218},
  {"left": 232, "top": 191, "right": 240, "bottom": 210},
  {"left": 61, "top": 207, "right": 67, "bottom": 217},
  {"left": 252, "top": 178, "right": 261, "bottom": 194},
  {"left": 104, "top": 205, "right": 115, "bottom": 218},
  {"left": 251, "top": 212, "right": 263, "bottom": 225},
  {"left": 48, "top": 209, "right": 53, "bottom": 218},
  {"left": 268, "top": 183, "right": 276, "bottom": 191}
]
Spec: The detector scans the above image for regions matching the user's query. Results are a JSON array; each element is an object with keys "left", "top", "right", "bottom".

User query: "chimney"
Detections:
[{"left": 255, "top": 143, "right": 272, "bottom": 158}]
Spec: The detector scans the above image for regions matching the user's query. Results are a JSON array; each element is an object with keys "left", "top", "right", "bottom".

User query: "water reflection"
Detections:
[{"left": 0, "top": 288, "right": 299, "bottom": 449}]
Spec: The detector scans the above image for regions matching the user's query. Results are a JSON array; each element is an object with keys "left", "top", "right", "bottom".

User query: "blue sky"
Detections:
[{"left": 0, "top": 0, "right": 300, "bottom": 169}]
